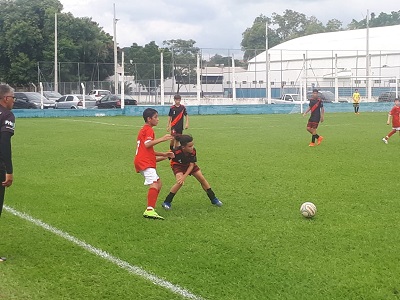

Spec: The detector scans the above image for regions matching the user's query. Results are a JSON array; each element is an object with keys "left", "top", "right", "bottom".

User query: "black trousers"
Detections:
[{"left": 0, "top": 168, "right": 6, "bottom": 217}]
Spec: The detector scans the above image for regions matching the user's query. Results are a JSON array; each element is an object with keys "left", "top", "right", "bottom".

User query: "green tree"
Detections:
[
  {"left": 326, "top": 19, "right": 343, "bottom": 32},
  {"left": 124, "top": 41, "right": 172, "bottom": 91},
  {"left": 241, "top": 15, "right": 280, "bottom": 62},
  {"left": 205, "top": 54, "right": 245, "bottom": 68},
  {"left": 0, "top": 0, "right": 114, "bottom": 86},
  {"left": 347, "top": 10, "right": 400, "bottom": 29},
  {"left": 272, "top": 9, "right": 308, "bottom": 41},
  {"left": 304, "top": 16, "right": 325, "bottom": 35},
  {"left": 162, "top": 39, "right": 200, "bottom": 93}
]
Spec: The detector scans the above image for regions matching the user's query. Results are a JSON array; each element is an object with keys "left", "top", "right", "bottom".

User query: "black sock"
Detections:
[
  {"left": 165, "top": 192, "right": 175, "bottom": 203},
  {"left": 312, "top": 135, "right": 316, "bottom": 143},
  {"left": 206, "top": 188, "right": 216, "bottom": 201}
]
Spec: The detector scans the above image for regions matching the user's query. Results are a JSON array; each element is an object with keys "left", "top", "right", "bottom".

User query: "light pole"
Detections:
[{"left": 113, "top": 3, "right": 119, "bottom": 95}]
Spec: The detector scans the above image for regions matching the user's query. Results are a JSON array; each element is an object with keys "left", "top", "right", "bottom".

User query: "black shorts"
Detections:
[
  {"left": 171, "top": 127, "right": 183, "bottom": 136},
  {"left": 353, "top": 103, "right": 360, "bottom": 107},
  {"left": 172, "top": 164, "right": 200, "bottom": 175},
  {"left": 307, "top": 121, "right": 319, "bottom": 129}
]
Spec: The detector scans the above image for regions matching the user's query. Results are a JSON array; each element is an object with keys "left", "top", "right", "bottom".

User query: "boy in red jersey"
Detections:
[
  {"left": 382, "top": 98, "right": 400, "bottom": 144},
  {"left": 161, "top": 134, "right": 222, "bottom": 210},
  {"left": 167, "top": 94, "right": 189, "bottom": 149},
  {"left": 303, "top": 89, "right": 324, "bottom": 147},
  {"left": 134, "top": 108, "right": 174, "bottom": 220}
]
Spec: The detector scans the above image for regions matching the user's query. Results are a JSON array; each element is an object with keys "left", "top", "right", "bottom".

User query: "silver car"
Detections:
[{"left": 55, "top": 94, "right": 96, "bottom": 109}]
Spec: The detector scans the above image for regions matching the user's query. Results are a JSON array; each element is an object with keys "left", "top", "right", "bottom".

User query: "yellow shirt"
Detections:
[{"left": 352, "top": 92, "right": 361, "bottom": 103}]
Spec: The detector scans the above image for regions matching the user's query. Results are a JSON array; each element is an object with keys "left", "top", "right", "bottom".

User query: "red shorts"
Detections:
[
  {"left": 307, "top": 121, "right": 319, "bottom": 129},
  {"left": 172, "top": 164, "right": 200, "bottom": 175}
]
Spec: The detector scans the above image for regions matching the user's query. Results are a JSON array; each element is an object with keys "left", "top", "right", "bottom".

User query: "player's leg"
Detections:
[
  {"left": 192, "top": 170, "right": 222, "bottom": 207},
  {"left": 383, "top": 129, "right": 398, "bottom": 144},
  {"left": 162, "top": 173, "right": 184, "bottom": 210},
  {"left": 0, "top": 170, "right": 6, "bottom": 262},
  {"left": 0, "top": 169, "right": 6, "bottom": 217},
  {"left": 141, "top": 168, "right": 164, "bottom": 219}
]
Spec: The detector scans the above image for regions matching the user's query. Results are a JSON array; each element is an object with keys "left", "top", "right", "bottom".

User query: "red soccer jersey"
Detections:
[
  {"left": 390, "top": 105, "right": 400, "bottom": 127},
  {"left": 134, "top": 124, "right": 156, "bottom": 172}
]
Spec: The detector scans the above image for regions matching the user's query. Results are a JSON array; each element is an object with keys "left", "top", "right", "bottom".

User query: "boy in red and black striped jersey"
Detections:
[
  {"left": 303, "top": 89, "right": 324, "bottom": 147},
  {"left": 167, "top": 94, "right": 189, "bottom": 150},
  {"left": 162, "top": 135, "right": 222, "bottom": 210},
  {"left": 382, "top": 98, "right": 400, "bottom": 144}
]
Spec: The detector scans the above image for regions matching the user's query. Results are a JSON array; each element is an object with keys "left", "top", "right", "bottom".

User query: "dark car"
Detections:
[
  {"left": 378, "top": 91, "right": 398, "bottom": 102},
  {"left": 14, "top": 92, "right": 56, "bottom": 109},
  {"left": 96, "top": 94, "right": 137, "bottom": 108}
]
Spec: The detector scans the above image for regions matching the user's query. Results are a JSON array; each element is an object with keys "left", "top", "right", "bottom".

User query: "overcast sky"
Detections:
[{"left": 60, "top": 0, "right": 399, "bottom": 55}]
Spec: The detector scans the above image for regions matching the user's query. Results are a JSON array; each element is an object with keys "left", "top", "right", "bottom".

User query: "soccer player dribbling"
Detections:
[
  {"left": 382, "top": 97, "right": 400, "bottom": 144},
  {"left": 134, "top": 108, "right": 174, "bottom": 220},
  {"left": 303, "top": 89, "right": 324, "bottom": 147}
]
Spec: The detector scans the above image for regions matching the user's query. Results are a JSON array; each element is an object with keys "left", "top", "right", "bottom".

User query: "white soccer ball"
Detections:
[{"left": 300, "top": 202, "right": 317, "bottom": 218}]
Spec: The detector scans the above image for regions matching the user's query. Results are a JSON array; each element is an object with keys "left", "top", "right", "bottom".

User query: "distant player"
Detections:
[
  {"left": 134, "top": 108, "right": 174, "bottom": 220},
  {"left": 161, "top": 134, "right": 222, "bottom": 210},
  {"left": 382, "top": 97, "right": 400, "bottom": 144},
  {"left": 352, "top": 88, "right": 361, "bottom": 114},
  {"left": 303, "top": 89, "right": 324, "bottom": 147},
  {"left": 167, "top": 94, "right": 189, "bottom": 149}
]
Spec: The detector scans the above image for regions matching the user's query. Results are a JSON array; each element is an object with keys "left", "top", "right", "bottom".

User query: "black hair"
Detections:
[
  {"left": 175, "top": 134, "right": 193, "bottom": 146},
  {"left": 174, "top": 94, "right": 181, "bottom": 99},
  {"left": 142, "top": 108, "right": 158, "bottom": 122}
]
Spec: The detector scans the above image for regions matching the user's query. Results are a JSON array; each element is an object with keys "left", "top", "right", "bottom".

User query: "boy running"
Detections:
[
  {"left": 162, "top": 134, "right": 222, "bottom": 210},
  {"left": 134, "top": 108, "right": 174, "bottom": 220},
  {"left": 382, "top": 97, "right": 400, "bottom": 144},
  {"left": 303, "top": 89, "right": 325, "bottom": 147},
  {"left": 167, "top": 94, "right": 189, "bottom": 149}
]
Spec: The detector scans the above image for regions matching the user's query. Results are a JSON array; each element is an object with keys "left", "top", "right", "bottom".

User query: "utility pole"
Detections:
[{"left": 113, "top": 4, "right": 119, "bottom": 95}]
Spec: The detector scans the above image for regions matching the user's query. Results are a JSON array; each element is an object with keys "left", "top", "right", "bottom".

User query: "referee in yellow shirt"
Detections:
[{"left": 352, "top": 88, "right": 361, "bottom": 114}]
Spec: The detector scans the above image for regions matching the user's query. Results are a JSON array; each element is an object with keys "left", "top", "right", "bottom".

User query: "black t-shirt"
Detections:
[
  {"left": 0, "top": 105, "right": 15, "bottom": 173},
  {"left": 171, "top": 146, "right": 197, "bottom": 166},
  {"left": 308, "top": 98, "right": 323, "bottom": 122},
  {"left": 168, "top": 105, "right": 187, "bottom": 131}
]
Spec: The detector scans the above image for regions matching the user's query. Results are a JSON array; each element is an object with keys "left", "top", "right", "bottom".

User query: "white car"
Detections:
[
  {"left": 89, "top": 89, "right": 111, "bottom": 101},
  {"left": 55, "top": 94, "right": 96, "bottom": 109}
]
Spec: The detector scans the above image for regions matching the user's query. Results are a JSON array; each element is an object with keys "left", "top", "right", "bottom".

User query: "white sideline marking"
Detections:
[
  {"left": 4, "top": 205, "right": 205, "bottom": 300},
  {"left": 59, "top": 119, "right": 135, "bottom": 127}
]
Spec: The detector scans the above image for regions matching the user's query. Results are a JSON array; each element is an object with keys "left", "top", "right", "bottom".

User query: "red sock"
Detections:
[
  {"left": 147, "top": 188, "right": 159, "bottom": 209},
  {"left": 388, "top": 129, "right": 397, "bottom": 138}
]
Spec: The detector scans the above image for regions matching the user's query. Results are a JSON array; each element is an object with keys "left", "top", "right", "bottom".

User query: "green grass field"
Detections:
[{"left": 1, "top": 112, "right": 400, "bottom": 300}]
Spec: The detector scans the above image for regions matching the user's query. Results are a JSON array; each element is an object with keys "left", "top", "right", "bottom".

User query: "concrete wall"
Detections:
[{"left": 12, "top": 102, "right": 394, "bottom": 119}]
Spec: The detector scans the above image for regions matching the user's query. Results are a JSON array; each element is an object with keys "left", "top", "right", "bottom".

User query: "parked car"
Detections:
[
  {"left": 96, "top": 94, "right": 137, "bottom": 109},
  {"left": 43, "top": 91, "right": 63, "bottom": 102},
  {"left": 306, "top": 90, "right": 349, "bottom": 103},
  {"left": 14, "top": 92, "right": 56, "bottom": 109},
  {"left": 89, "top": 89, "right": 111, "bottom": 101},
  {"left": 55, "top": 94, "right": 97, "bottom": 109},
  {"left": 378, "top": 91, "right": 398, "bottom": 102}
]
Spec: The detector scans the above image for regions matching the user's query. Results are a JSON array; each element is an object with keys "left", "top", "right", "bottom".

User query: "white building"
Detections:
[{"left": 235, "top": 25, "right": 400, "bottom": 98}]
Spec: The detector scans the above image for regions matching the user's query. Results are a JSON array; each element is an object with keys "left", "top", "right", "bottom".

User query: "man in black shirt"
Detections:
[{"left": 0, "top": 84, "right": 16, "bottom": 262}]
